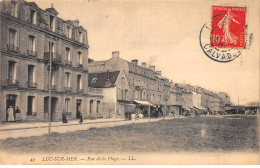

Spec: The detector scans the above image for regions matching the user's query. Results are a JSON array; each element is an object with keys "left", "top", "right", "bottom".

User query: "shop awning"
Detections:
[{"left": 134, "top": 100, "right": 151, "bottom": 106}]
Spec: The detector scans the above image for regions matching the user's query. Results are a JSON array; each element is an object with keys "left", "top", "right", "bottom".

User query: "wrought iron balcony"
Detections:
[
  {"left": 27, "top": 50, "right": 37, "bottom": 57},
  {"left": 27, "top": 82, "right": 37, "bottom": 88},
  {"left": 65, "top": 60, "right": 72, "bottom": 66},
  {"left": 44, "top": 52, "right": 62, "bottom": 63},
  {"left": 77, "top": 64, "right": 83, "bottom": 68},
  {"left": 6, "top": 78, "right": 19, "bottom": 86},
  {"left": 47, "top": 85, "right": 57, "bottom": 90},
  {"left": 64, "top": 87, "right": 72, "bottom": 92},
  {"left": 7, "top": 44, "right": 19, "bottom": 52},
  {"left": 77, "top": 88, "right": 83, "bottom": 93}
]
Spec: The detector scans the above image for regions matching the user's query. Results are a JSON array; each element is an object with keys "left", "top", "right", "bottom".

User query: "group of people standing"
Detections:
[{"left": 7, "top": 106, "right": 21, "bottom": 122}]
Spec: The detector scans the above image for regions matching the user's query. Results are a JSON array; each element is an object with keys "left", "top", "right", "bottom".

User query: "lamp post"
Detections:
[{"left": 47, "top": 49, "right": 52, "bottom": 135}]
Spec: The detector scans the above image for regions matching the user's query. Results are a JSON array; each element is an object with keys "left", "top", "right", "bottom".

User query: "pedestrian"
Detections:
[
  {"left": 7, "top": 105, "right": 15, "bottom": 122},
  {"left": 15, "top": 106, "right": 21, "bottom": 123},
  {"left": 62, "top": 110, "right": 68, "bottom": 123},
  {"left": 79, "top": 112, "right": 83, "bottom": 124}
]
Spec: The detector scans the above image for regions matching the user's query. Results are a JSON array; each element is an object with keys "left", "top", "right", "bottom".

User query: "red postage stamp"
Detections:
[{"left": 211, "top": 6, "right": 247, "bottom": 48}]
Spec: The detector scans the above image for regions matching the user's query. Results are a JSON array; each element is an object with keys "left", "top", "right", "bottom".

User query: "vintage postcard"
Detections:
[{"left": 0, "top": 0, "right": 259, "bottom": 165}]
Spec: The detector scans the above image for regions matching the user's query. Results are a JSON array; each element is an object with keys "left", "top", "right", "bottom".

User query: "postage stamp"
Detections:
[
  {"left": 199, "top": 5, "right": 251, "bottom": 63},
  {"left": 211, "top": 6, "right": 247, "bottom": 48}
]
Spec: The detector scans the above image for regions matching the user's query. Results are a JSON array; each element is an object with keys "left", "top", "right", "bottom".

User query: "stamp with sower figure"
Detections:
[{"left": 200, "top": 5, "right": 252, "bottom": 63}]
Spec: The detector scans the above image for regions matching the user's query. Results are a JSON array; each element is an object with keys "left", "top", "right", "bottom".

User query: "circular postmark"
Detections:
[
  {"left": 199, "top": 20, "right": 242, "bottom": 63},
  {"left": 200, "top": 8, "right": 252, "bottom": 63}
]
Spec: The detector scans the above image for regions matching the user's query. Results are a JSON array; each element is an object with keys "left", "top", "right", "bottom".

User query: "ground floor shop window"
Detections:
[{"left": 27, "top": 96, "right": 35, "bottom": 115}]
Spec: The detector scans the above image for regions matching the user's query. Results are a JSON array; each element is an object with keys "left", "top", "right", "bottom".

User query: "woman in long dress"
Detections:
[{"left": 7, "top": 106, "right": 15, "bottom": 122}]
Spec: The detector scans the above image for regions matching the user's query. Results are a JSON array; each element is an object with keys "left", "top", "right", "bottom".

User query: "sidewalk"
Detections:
[{"left": 0, "top": 118, "right": 125, "bottom": 131}]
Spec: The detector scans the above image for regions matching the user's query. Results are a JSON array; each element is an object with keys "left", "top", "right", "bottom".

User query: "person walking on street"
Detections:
[
  {"left": 15, "top": 106, "right": 21, "bottom": 123},
  {"left": 79, "top": 112, "right": 83, "bottom": 124},
  {"left": 7, "top": 106, "right": 15, "bottom": 122},
  {"left": 62, "top": 110, "right": 68, "bottom": 123}
]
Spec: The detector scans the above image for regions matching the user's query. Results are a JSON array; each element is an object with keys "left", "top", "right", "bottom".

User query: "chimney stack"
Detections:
[
  {"left": 131, "top": 59, "right": 138, "bottom": 65},
  {"left": 141, "top": 62, "right": 146, "bottom": 68},
  {"left": 149, "top": 65, "right": 155, "bottom": 71},
  {"left": 112, "top": 51, "right": 119, "bottom": 58},
  {"left": 156, "top": 71, "right": 161, "bottom": 76}
]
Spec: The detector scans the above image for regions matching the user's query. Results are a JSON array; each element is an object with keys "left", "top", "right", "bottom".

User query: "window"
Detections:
[
  {"left": 89, "top": 100, "right": 93, "bottom": 114},
  {"left": 66, "top": 48, "right": 71, "bottom": 61},
  {"left": 28, "top": 65, "right": 35, "bottom": 83},
  {"left": 49, "top": 15, "right": 55, "bottom": 31},
  {"left": 96, "top": 101, "right": 100, "bottom": 114},
  {"left": 30, "top": 9, "right": 36, "bottom": 24},
  {"left": 133, "top": 78, "right": 135, "bottom": 85},
  {"left": 121, "top": 77, "right": 125, "bottom": 85},
  {"left": 125, "top": 90, "right": 128, "bottom": 100},
  {"left": 27, "top": 96, "right": 35, "bottom": 115},
  {"left": 65, "top": 72, "right": 70, "bottom": 87},
  {"left": 91, "top": 77, "right": 97, "bottom": 83},
  {"left": 79, "top": 31, "right": 83, "bottom": 42},
  {"left": 28, "top": 35, "right": 36, "bottom": 52},
  {"left": 8, "top": 61, "right": 16, "bottom": 81},
  {"left": 11, "top": 1, "right": 17, "bottom": 17},
  {"left": 65, "top": 98, "right": 70, "bottom": 113},
  {"left": 133, "top": 90, "right": 135, "bottom": 99},
  {"left": 78, "top": 52, "right": 82, "bottom": 64},
  {"left": 77, "top": 75, "right": 82, "bottom": 89},
  {"left": 67, "top": 26, "right": 71, "bottom": 38},
  {"left": 9, "top": 29, "right": 17, "bottom": 47},
  {"left": 121, "top": 89, "right": 124, "bottom": 100},
  {"left": 51, "top": 71, "right": 55, "bottom": 86}
]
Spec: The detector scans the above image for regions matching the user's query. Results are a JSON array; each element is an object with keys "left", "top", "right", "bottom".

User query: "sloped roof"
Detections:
[
  {"left": 88, "top": 71, "right": 120, "bottom": 88},
  {"left": 45, "top": 7, "right": 59, "bottom": 15}
]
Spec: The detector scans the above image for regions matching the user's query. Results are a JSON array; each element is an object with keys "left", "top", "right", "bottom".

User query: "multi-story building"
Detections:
[
  {"left": 0, "top": 0, "right": 102, "bottom": 122},
  {"left": 219, "top": 92, "right": 232, "bottom": 106},
  {"left": 175, "top": 83, "right": 193, "bottom": 112},
  {"left": 89, "top": 51, "right": 171, "bottom": 116}
]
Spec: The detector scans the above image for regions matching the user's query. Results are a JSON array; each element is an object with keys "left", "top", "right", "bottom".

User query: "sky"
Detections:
[{"left": 32, "top": 0, "right": 260, "bottom": 105}]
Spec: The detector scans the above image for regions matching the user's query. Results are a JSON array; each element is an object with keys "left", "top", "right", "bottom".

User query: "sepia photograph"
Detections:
[{"left": 0, "top": 0, "right": 259, "bottom": 165}]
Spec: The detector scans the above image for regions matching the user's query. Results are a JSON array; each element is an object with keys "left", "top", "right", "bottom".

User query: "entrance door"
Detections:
[
  {"left": 6, "top": 94, "right": 17, "bottom": 121},
  {"left": 44, "top": 97, "right": 57, "bottom": 122},
  {"left": 76, "top": 99, "right": 82, "bottom": 119}
]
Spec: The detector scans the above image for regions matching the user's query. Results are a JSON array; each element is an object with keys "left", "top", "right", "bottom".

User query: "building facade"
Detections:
[
  {"left": 0, "top": 0, "right": 102, "bottom": 122},
  {"left": 89, "top": 51, "right": 171, "bottom": 116}
]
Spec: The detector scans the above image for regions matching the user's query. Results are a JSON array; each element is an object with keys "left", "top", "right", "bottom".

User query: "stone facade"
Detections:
[
  {"left": 0, "top": 0, "right": 102, "bottom": 122},
  {"left": 89, "top": 51, "right": 171, "bottom": 115}
]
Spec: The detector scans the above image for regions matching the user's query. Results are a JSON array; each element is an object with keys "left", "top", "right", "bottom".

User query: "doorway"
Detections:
[
  {"left": 76, "top": 99, "right": 82, "bottom": 119},
  {"left": 6, "top": 94, "right": 17, "bottom": 121},
  {"left": 44, "top": 96, "right": 57, "bottom": 122}
]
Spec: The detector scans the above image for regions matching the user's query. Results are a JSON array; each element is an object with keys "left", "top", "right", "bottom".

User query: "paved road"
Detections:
[{"left": 0, "top": 117, "right": 179, "bottom": 140}]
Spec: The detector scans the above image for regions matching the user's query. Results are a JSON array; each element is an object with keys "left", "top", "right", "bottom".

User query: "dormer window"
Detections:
[
  {"left": 67, "top": 26, "right": 71, "bottom": 38},
  {"left": 30, "top": 9, "right": 36, "bottom": 24},
  {"left": 79, "top": 31, "right": 83, "bottom": 43},
  {"left": 11, "top": 1, "right": 17, "bottom": 17},
  {"left": 49, "top": 15, "right": 55, "bottom": 31}
]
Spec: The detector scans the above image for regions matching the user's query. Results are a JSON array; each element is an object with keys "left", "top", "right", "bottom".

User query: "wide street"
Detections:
[{"left": 0, "top": 116, "right": 175, "bottom": 140}]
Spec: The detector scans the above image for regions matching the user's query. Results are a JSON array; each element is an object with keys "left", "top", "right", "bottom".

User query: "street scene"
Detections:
[{"left": 0, "top": 0, "right": 259, "bottom": 165}]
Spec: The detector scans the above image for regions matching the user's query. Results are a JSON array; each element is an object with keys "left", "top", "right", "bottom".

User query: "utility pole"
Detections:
[{"left": 148, "top": 95, "right": 150, "bottom": 122}]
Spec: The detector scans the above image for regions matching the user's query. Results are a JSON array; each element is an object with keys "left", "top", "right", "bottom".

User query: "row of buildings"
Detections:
[{"left": 0, "top": 0, "right": 231, "bottom": 122}]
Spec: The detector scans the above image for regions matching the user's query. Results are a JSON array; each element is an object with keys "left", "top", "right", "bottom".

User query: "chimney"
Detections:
[
  {"left": 149, "top": 65, "right": 155, "bottom": 71},
  {"left": 141, "top": 62, "right": 146, "bottom": 68},
  {"left": 131, "top": 59, "right": 138, "bottom": 65},
  {"left": 72, "top": 20, "right": 79, "bottom": 26},
  {"left": 156, "top": 71, "right": 161, "bottom": 76},
  {"left": 112, "top": 51, "right": 119, "bottom": 58}
]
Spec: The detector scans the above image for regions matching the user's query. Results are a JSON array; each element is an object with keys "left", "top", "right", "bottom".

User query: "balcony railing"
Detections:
[
  {"left": 77, "top": 64, "right": 83, "bottom": 68},
  {"left": 6, "top": 78, "right": 19, "bottom": 86},
  {"left": 44, "top": 52, "right": 62, "bottom": 63},
  {"left": 88, "top": 87, "right": 103, "bottom": 96},
  {"left": 27, "top": 50, "right": 37, "bottom": 57},
  {"left": 27, "top": 82, "right": 37, "bottom": 88},
  {"left": 77, "top": 88, "right": 83, "bottom": 93},
  {"left": 64, "top": 87, "right": 72, "bottom": 92},
  {"left": 7, "top": 44, "right": 19, "bottom": 52},
  {"left": 65, "top": 60, "right": 72, "bottom": 66},
  {"left": 47, "top": 85, "right": 57, "bottom": 90}
]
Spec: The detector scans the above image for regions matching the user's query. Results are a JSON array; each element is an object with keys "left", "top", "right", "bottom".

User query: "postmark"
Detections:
[{"left": 199, "top": 5, "right": 252, "bottom": 63}]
